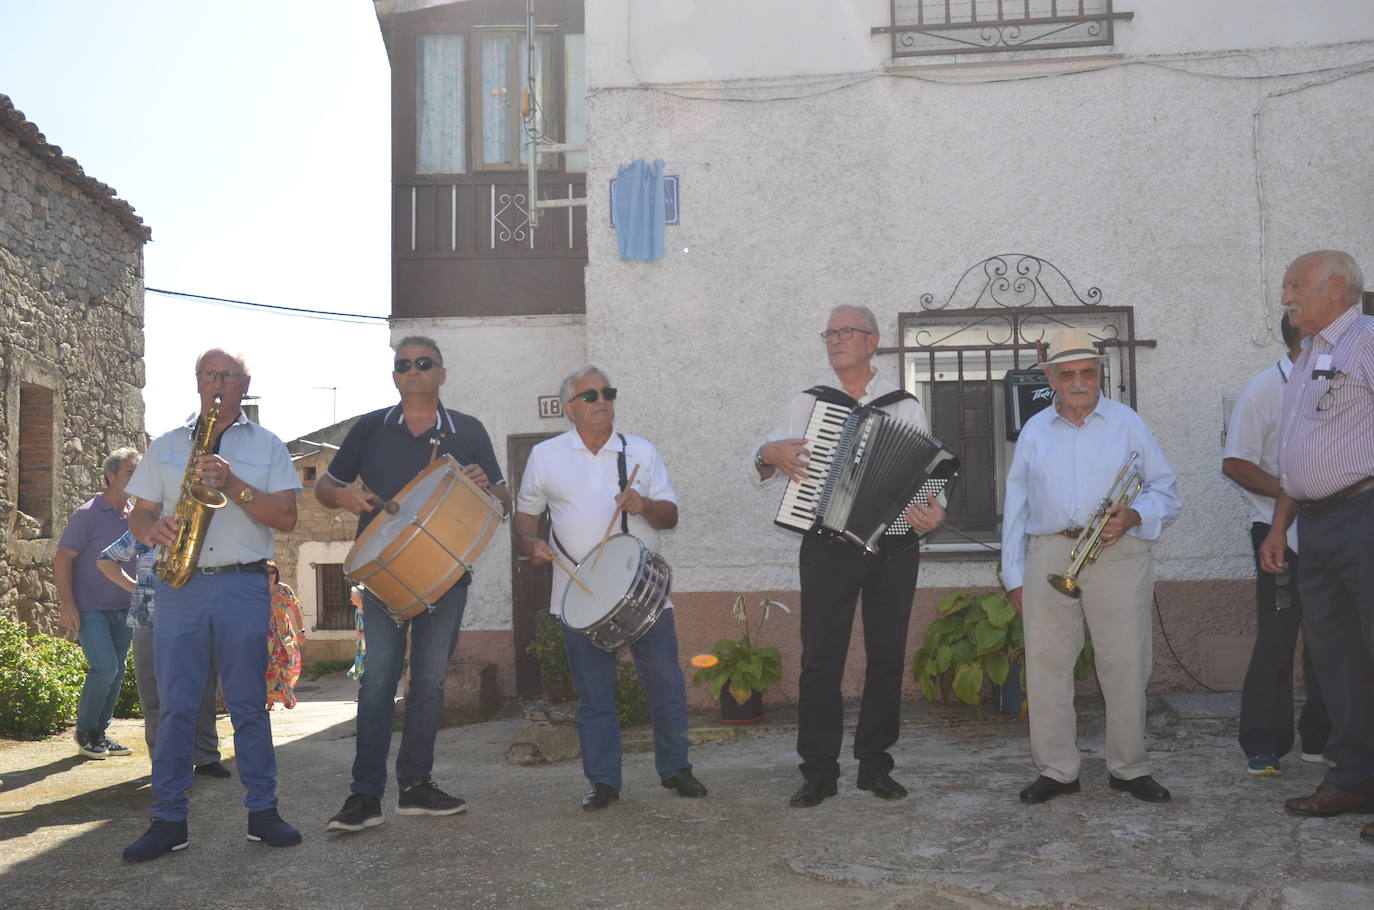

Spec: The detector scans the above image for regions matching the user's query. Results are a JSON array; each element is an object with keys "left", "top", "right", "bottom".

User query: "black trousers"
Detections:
[
  {"left": 1238, "top": 522, "right": 1330, "bottom": 758},
  {"left": 1296, "top": 490, "right": 1374, "bottom": 791},
  {"left": 796, "top": 535, "right": 919, "bottom": 779}
]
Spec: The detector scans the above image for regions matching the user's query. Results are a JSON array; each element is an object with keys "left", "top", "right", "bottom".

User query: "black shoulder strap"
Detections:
[
  {"left": 803, "top": 385, "right": 859, "bottom": 408},
  {"left": 869, "top": 389, "right": 918, "bottom": 410},
  {"left": 617, "top": 433, "right": 629, "bottom": 534}
]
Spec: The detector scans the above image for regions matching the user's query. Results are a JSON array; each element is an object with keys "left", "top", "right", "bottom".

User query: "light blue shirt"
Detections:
[
  {"left": 126, "top": 411, "right": 301, "bottom": 567},
  {"left": 1000, "top": 395, "right": 1180, "bottom": 591}
]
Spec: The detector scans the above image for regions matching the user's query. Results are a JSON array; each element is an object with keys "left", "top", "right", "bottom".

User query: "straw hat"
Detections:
[{"left": 1037, "top": 328, "right": 1102, "bottom": 370}]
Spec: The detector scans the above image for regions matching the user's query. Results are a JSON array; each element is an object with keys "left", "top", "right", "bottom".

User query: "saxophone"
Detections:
[{"left": 157, "top": 394, "right": 229, "bottom": 587}]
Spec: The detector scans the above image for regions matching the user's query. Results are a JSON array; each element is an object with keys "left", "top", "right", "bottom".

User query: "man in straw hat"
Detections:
[{"left": 1001, "top": 328, "right": 1180, "bottom": 805}]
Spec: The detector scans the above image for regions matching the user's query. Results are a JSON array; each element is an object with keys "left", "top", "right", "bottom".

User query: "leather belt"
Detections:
[
  {"left": 1296, "top": 477, "right": 1374, "bottom": 517},
  {"left": 197, "top": 559, "right": 269, "bottom": 576},
  {"left": 1057, "top": 528, "right": 1084, "bottom": 539}
]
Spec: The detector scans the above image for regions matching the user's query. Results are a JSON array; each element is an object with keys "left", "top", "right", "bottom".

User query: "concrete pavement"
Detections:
[{"left": 1, "top": 677, "right": 1371, "bottom": 909}]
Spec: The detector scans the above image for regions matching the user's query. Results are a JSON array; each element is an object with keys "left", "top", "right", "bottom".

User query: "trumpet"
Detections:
[{"left": 1047, "top": 452, "right": 1142, "bottom": 599}]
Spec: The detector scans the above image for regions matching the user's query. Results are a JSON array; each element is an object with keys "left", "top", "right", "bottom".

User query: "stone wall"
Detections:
[{"left": 0, "top": 114, "right": 147, "bottom": 634}]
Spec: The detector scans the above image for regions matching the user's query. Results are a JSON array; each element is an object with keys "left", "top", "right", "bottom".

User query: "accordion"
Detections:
[{"left": 774, "top": 395, "right": 960, "bottom": 555}]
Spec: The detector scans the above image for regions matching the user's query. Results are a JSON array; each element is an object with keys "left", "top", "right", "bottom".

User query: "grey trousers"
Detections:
[
  {"left": 132, "top": 626, "right": 221, "bottom": 765},
  {"left": 1023, "top": 533, "right": 1154, "bottom": 784}
]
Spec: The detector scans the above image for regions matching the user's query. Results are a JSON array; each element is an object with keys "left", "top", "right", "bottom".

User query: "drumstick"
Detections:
[
  {"left": 591, "top": 464, "right": 641, "bottom": 570},
  {"left": 366, "top": 497, "right": 400, "bottom": 515},
  {"left": 551, "top": 554, "right": 594, "bottom": 596}
]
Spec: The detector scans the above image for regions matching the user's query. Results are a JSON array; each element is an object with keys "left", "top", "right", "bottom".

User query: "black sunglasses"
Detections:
[
  {"left": 394, "top": 356, "right": 438, "bottom": 373},
  {"left": 568, "top": 386, "right": 618, "bottom": 404}
]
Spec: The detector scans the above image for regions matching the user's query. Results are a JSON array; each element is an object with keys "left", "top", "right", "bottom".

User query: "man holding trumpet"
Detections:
[
  {"left": 514, "top": 365, "right": 706, "bottom": 810},
  {"left": 1001, "top": 329, "right": 1180, "bottom": 805}
]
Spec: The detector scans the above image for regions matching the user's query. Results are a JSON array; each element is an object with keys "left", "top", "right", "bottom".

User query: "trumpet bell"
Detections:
[{"left": 1047, "top": 573, "right": 1082, "bottom": 599}]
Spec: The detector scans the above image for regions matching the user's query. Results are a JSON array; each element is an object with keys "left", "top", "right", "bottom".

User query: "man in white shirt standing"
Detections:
[
  {"left": 1002, "top": 329, "right": 1181, "bottom": 806},
  {"left": 514, "top": 365, "right": 707, "bottom": 810},
  {"left": 753, "top": 305, "right": 945, "bottom": 809},
  {"left": 1223, "top": 314, "right": 1329, "bottom": 777}
]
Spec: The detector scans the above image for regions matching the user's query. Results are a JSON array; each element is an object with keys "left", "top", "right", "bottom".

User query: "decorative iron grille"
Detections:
[
  {"left": 315, "top": 562, "right": 353, "bottom": 631},
  {"left": 874, "top": 1, "right": 1134, "bottom": 58},
  {"left": 886, "top": 254, "right": 1155, "bottom": 551}
]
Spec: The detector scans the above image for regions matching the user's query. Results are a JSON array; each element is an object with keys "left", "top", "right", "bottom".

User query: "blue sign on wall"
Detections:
[{"left": 608, "top": 175, "right": 679, "bottom": 226}]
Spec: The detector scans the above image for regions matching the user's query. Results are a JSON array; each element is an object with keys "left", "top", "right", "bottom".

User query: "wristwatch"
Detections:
[
  {"left": 238, "top": 485, "right": 255, "bottom": 504},
  {"left": 754, "top": 447, "right": 767, "bottom": 471}
]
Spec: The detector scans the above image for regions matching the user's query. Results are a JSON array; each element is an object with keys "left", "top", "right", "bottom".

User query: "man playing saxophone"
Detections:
[
  {"left": 121, "top": 349, "right": 303, "bottom": 862},
  {"left": 1001, "top": 329, "right": 1180, "bottom": 806}
]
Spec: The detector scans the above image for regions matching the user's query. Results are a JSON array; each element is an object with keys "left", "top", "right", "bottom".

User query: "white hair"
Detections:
[
  {"left": 828, "top": 305, "right": 879, "bottom": 335},
  {"left": 559, "top": 364, "right": 611, "bottom": 403},
  {"left": 1307, "top": 250, "right": 1365, "bottom": 306}
]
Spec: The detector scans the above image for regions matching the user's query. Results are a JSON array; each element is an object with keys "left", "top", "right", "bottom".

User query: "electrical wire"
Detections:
[
  {"left": 1153, "top": 588, "right": 1218, "bottom": 693},
  {"left": 145, "top": 287, "right": 388, "bottom": 324}
]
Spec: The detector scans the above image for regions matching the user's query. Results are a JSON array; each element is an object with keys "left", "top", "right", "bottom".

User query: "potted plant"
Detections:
[
  {"left": 690, "top": 594, "right": 789, "bottom": 724},
  {"left": 911, "top": 590, "right": 1094, "bottom": 717}
]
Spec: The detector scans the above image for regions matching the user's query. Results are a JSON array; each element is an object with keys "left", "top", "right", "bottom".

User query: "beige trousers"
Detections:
[{"left": 1023, "top": 532, "right": 1154, "bottom": 784}]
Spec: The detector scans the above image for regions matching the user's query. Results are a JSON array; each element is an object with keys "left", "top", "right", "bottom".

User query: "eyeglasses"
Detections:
[
  {"left": 819, "top": 327, "right": 874, "bottom": 342},
  {"left": 568, "top": 386, "right": 618, "bottom": 404},
  {"left": 1317, "top": 370, "right": 1347, "bottom": 412},
  {"left": 198, "top": 370, "right": 245, "bottom": 384},
  {"left": 394, "top": 356, "right": 438, "bottom": 373}
]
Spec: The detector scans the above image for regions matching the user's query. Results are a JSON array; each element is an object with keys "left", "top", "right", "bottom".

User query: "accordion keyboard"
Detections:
[{"left": 773, "top": 400, "right": 852, "bottom": 533}]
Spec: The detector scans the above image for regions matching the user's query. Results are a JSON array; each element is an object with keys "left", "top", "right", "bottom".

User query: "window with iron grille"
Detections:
[
  {"left": 873, "top": 1, "right": 1134, "bottom": 59},
  {"left": 890, "top": 254, "right": 1154, "bottom": 553},
  {"left": 315, "top": 562, "right": 353, "bottom": 631}
]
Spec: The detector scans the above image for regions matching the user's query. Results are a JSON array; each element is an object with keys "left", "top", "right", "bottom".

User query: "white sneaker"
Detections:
[{"left": 1299, "top": 752, "right": 1335, "bottom": 767}]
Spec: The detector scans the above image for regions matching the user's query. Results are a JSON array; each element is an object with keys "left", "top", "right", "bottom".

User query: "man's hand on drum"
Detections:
[
  {"left": 903, "top": 497, "right": 946, "bottom": 535},
  {"left": 759, "top": 439, "right": 812, "bottom": 483},
  {"left": 523, "top": 537, "right": 556, "bottom": 565},
  {"left": 334, "top": 486, "right": 379, "bottom": 516},
  {"left": 460, "top": 463, "right": 490, "bottom": 489},
  {"left": 613, "top": 488, "right": 646, "bottom": 516}
]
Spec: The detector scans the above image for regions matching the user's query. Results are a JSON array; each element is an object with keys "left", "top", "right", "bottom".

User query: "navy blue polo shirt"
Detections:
[{"left": 326, "top": 401, "right": 505, "bottom": 541}]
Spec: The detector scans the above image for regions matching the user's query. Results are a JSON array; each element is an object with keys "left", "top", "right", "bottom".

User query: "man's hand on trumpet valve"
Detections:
[{"left": 1099, "top": 503, "right": 1141, "bottom": 547}]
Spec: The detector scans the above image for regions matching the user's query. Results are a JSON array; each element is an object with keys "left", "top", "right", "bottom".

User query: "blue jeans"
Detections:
[
  {"left": 352, "top": 583, "right": 467, "bottom": 798},
  {"left": 152, "top": 572, "right": 275, "bottom": 821},
  {"left": 75, "top": 608, "right": 132, "bottom": 735},
  {"left": 562, "top": 609, "right": 691, "bottom": 792}
]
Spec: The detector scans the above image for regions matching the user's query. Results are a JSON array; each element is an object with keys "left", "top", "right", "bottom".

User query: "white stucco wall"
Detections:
[
  {"left": 390, "top": 315, "right": 586, "bottom": 628},
  {"left": 571, "top": 2, "right": 1374, "bottom": 594}
]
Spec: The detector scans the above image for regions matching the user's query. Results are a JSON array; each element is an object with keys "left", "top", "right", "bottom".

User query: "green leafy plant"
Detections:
[
  {"left": 691, "top": 594, "right": 788, "bottom": 705},
  {"left": 613, "top": 660, "right": 649, "bottom": 726},
  {"left": 912, "top": 591, "right": 1023, "bottom": 717},
  {"left": 0, "top": 615, "right": 86, "bottom": 737},
  {"left": 305, "top": 658, "right": 354, "bottom": 681},
  {"left": 114, "top": 643, "right": 142, "bottom": 718},
  {"left": 912, "top": 591, "right": 1095, "bottom": 717}
]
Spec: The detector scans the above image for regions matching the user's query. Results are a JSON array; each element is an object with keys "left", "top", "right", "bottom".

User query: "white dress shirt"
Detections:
[
  {"left": 1000, "top": 396, "right": 1180, "bottom": 591},
  {"left": 1223, "top": 358, "right": 1299, "bottom": 552},
  {"left": 516, "top": 427, "right": 678, "bottom": 616}
]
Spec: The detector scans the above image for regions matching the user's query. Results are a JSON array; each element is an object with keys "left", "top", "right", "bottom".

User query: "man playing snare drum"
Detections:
[
  {"left": 317, "top": 335, "right": 509, "bottom": 833},
  {"left": 514, "top": 364, "right": 707, "bottom": 810}
]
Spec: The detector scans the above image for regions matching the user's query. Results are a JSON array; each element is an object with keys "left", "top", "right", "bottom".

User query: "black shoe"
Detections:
[
  {"left": 856, "top": 769, "right": 908, "bottom": 800},
  {"left": 581, "top": 783, "right": 619, "bottom": 811},
  {"left": 397, "top": 781, "right": 467, "bottom": 816},
  {"left": 661, "top": 770, "right": 708, "bottom": 798},
  {"left": 326, "top": 793, "right": 384, "bottom": 832},
  {"left": 75, "top": 731, "right": 108, "bottom": 760},
  {"left": 101, "top": 734, "right": 133, "bottom": 756},
  {"left": 246, "top": 808, "right": 302, "bottom": 846},
  {"left": 123, "top": 818, "right": 188, "bottom": 862},
  {"left": 788, "top": 776, "right": 838, "bottom": 808},
  {"left": 194, "top": 761, "right": 232, "bottom": 779},
  {"left": 1109, "top": 774, "right": 1171, "bottom": 803},
  {"left": 1019, "top": 775, "right": 1081, "bottom": 804}
]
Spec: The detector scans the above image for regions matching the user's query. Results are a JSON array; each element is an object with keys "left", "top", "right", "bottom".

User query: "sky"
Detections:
[{"left": 0, "top": 0, "right": 400, "bottom": 442}]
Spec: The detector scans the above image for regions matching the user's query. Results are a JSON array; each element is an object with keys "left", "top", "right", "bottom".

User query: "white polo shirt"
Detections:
[
  {"left": 516, "top": 427, "right": 677, "bottom": 616},
  {"left": 1224, "top": 358, "right": 1299, "bottom": 552}
]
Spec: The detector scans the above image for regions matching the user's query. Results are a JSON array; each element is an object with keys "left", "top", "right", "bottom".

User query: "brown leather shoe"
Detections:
[{"left": 1284, "top": 783, "right": 1370, "bottom": 817}]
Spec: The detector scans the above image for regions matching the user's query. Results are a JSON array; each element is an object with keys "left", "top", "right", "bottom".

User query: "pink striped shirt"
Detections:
[{"left": 1277, "top": 306, "right": 1374, "bottom": 500}]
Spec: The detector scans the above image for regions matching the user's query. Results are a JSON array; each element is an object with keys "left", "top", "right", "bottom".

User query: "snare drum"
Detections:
[
  {"left": 561, "top": 534, "right": 672, "bottom": 652},
  {"left": 345, "top": 455, "right": 507, "bottom": 621}
]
